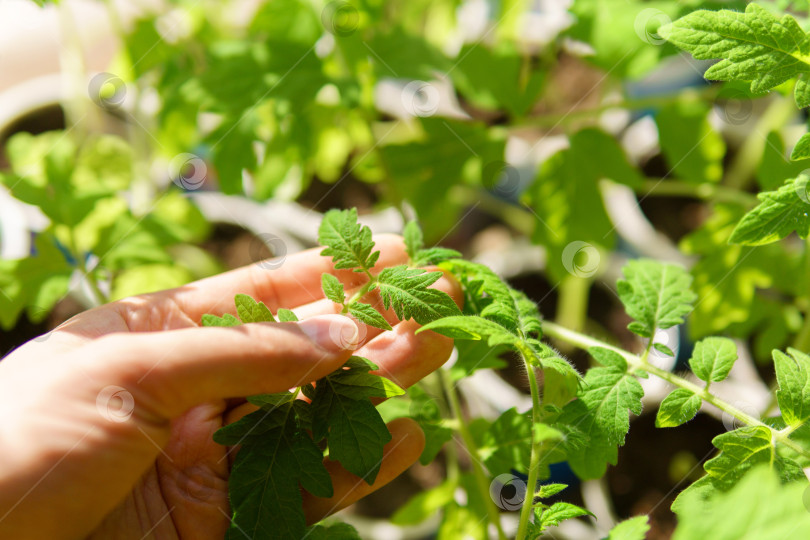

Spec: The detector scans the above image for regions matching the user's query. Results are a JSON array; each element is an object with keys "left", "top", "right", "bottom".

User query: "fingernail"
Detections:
[{"left": 298, "top": 315, "right": 360, "bottom": 352}]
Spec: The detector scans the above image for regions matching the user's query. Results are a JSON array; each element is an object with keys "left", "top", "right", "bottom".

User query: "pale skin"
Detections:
[{"left": 0, "top": 234, "right": 462, "bottom": 539}]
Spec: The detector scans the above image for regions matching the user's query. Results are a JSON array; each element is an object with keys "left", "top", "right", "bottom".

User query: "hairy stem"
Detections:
[
  {"left": 440, "top": 371, "right": 508, "bottom": 540},
  {"left": 433, "top": 375, "right": 461, "bottom": 484},
  {"left": 541, "top": 321, "right": 810, "bottom": 460},
  {"left": 515, "top": 345, "right": 544, "bottom": 540},
  {"left": 341, "top": 271, "right": 378, "bottom": 313}
]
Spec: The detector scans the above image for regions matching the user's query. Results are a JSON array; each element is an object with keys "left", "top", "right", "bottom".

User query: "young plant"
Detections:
[
  {"left": 205, "top": 208, "right": 810, "bottom": 539},
  {"left": 202, "top": 209, "right": 461, "bottom": 538}
]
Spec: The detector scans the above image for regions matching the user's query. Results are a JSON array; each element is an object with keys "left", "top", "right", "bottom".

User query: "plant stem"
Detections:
[
  {"left": 449, "top": 185, "right": 536, "bottom": 235},
  {"left": 515, "top": 346, "right": 544, "bottom": 540},
  {"left": 540, "top": 321, "right": 810, "bottom": 461},
  {"left": 440, "top": 371, "right": 508, "bottom": 540},
  {"left": 637, "top": 179, "right": 758, "bottom": 206},
  {"left": 433, "top": 375, "right": 461, "bottom": 484},
  {"left": 554, "top": 275, "right": 591, "bottom": 353},
  {"left": 67, "top": 230, "right": 107, "bottom": 307},
  {"left": 341, "top": 272, "right": 378, "bottom": 313}
]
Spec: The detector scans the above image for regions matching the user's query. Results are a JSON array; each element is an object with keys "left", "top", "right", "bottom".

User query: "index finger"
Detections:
[{"left": 141, "top": 234, "right": 409, "bottom": 323}]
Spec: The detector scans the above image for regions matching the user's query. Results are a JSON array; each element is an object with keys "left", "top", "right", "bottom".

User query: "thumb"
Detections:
[{"left": 85, "top": 314, "right": 360, "bottom": 419}]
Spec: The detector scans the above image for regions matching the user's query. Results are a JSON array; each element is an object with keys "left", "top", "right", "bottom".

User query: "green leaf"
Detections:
[
  {"left": 653, "top": 343, "right": 675, "bottom": 357},
  {"left": 792, "top": 132, "right": 810, "bottom": 160},
  {"left": 679, "top": 204, "right": 780, "bottom": 340},
  {"left": 348, "top": 302, "right": 392, "bottom": 331},
  {"left": 560, "top": 347, "right": 644, "bottom": 479},
  {"left": 222, "top": 404, "right": 332, "bottom": 540},
  {"left": 704, "top": 427, "right": 801, "bottom": 490},
  {"left": 478, "top": 408, "right": 534, "bottom": 476},
  {"left": 412, "top": 247, "right": 463, "bottom": 267},
  {"left": 391, "top": 480, "right": 456, "bottom": 525},
  {"left": 306, "top": 522, "right": 362, "bottom": 540},
  {"left": 310, "top": 360, "right": 398, "bottom": 483},
  {"left": 213, "top": 408, "right": 287, "bottom": 446},
  {"left": 658, "top": 4, "right": 810, "bottom": 98},
  {"left": 689, "top": 337, "right": 737, "bottom": 384},
  {"left": 312, "top": 394, "right": 390, "bottom": 484},
  {"left": 0, "top": 234, "right": 72, "bottom": 330},
  {"left": 567, "top": 0, "right": 676, "bottom": 77},
  {"left": 588, "top": 346, "right": 628, "bottom": 370},
  {"left": 656, "top": 99, "right": 725, "bottom": 184},
  {"left": 672, "top": 466, "right": 810, "bottom": 540},
  {"left": 418, "top": 422, "right": 454, "bottom": 466},
  {"left": 526, "top": 128, "right": 643, "bottom": 283},
  {"left": 110, "top": 264, "right": 193, "bottom": 301},
  {"left": 758, "top": 131, "right": 810, "bottom": 191},
  {"left": 450, "top": 339, "right": 509, "bottom": 381},
  {"left": 797, "top": 73, "right": 810, "bottom": 108},
  {"left": 320, "top": 357, "right": 405, "bottom": 401},
  {"left": 321, "top": 273, "right": 346, "bottom": 304},
  {"left": 318, "top": 208, "right": 379, "bottom": 271},
  {"left": 201, "top": 313, "right": 241, "bottom": 327},
  {"left": 379, "top": 118, "right": 505, "bottom": 239},
  {"left": 605, "top": 515, "right": 650, "bottom": 540},
  {"left": 656, "top": 389, "right": 701, "bottom": 428},
  {"left": 276, "top": 308, "right": 298, "bottom": 322},
  {"left": 537, "top": 502, "right": 592, "bottom": 530},
  {"left": 235, "top": 293, "right": 275, "bottom": 323},
  {"left": 418, "top": 315, "right": 519, "bottom": 347},
  {"left": 443, "top": 259, "right": 519, "bottom": 331},
  {"left": 452, "top": 43, "right": 546, "bottom": 117},
  {"left": 729, "top": 176, "right": 810, "bottom": 245},
  {"left": 773, "top": 348, "right": 810, "bottom": 426},
  {"left": 617, "top": 259, "right": 696, "bottom": 338},
  {"left": 672, "top": 425, "right": 804, "bottom": 511},
  {"left": 377, "top": 266, "right": 461, "bottom": 325},
  {"left": 246, "top": 392, "right": 296, "bottom": 410},
  {"left": 403, "top": 220, "right": 424, "bottom": 261},
  {"left": 537, "top": 483, "right": 568, "bottom": 498}
]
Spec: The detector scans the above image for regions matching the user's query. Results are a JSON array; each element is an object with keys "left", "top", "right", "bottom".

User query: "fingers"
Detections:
[
  {"left": 84, "top": 315, "right": 362, "bottom": 420},
  {"left": 303, "top": 418, "right": 425, "bottom": 524},
  {"left": 222, "top": 271, "right": 461, "bottom": 425},
  {"left": 363, "top": 319, "right": 454, "bottom": 390},
  {"left": 222, "top": 317, "right": 454, "bottom": 426},
  {"left": 154, "top": 234, "right": 409, "bottom": 322}
]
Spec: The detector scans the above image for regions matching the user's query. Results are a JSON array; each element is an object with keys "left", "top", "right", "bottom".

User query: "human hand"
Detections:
[{"left": 0, "top": 234, "right": 461, "bottom": 539}]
